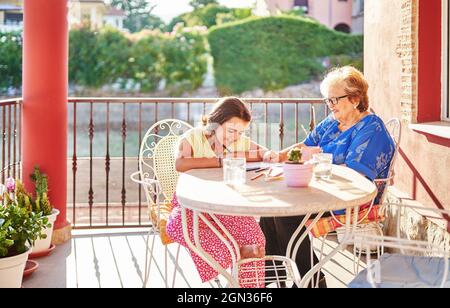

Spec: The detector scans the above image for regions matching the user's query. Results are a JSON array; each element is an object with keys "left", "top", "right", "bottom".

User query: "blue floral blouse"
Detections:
[{"left": 304, "top": 114, "right": 395, "bottom": 210}]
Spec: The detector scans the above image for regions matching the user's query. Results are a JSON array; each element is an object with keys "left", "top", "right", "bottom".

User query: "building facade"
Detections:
[
  {"left": 255, "top": 0, "right": 364, "bottom": 34},
  {"left": 256, "top": 0, "right": 363, "bottom": 34},
  {"left": 365, "top": 0, "right": 450, "bottom": 248},
  {"left": 103, "top": 6, "right": 125, "bottom": 31},
  {"left": 0, "top": 0, "right": 125, "bottom": 32},
  {"left": 0, "top": 0, "right": 23, "bottom": 32}
]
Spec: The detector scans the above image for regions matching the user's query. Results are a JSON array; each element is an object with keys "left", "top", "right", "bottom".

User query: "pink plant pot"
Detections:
[{"left": 283, "top": 163, "right": 313, "bottom": 187}]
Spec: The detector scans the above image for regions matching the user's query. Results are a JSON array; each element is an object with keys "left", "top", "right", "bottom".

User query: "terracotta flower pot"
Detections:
[{"left": 283, "top": 163, "right": 313, "bottom": 187}]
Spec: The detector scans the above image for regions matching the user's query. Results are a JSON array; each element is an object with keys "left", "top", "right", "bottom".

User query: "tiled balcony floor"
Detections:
[{"left": 23, "top": 229, "right": 366, "bottom": 288}]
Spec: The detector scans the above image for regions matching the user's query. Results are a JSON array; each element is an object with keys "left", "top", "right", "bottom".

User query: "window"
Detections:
[
  {"left": 294, "top": 0, "right": 308, "bottom": 6},
  {"left": 444, "top": 0, "right": 450, "bottom": 121}
]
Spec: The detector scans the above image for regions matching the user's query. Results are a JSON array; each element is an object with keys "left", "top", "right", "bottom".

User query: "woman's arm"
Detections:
[{"left": 175, "top": 138, "right": 220, "bottom": 173}]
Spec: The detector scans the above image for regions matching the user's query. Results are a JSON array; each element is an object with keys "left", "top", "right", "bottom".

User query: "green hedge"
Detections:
[
  {"left": 69, "top": 27, "right": 208, "bottom": 93},
  {"left": 208, "top": 16, "right": 363, "bottom": 94},
  {"left": 2, "top": 27, "right": 207, "bottom": 94}
]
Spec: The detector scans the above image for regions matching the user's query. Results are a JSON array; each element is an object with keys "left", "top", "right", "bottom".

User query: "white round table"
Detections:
[
  {"left": 176, "top": 164, "right": 377, "bottom": 287},
  {"left": 177, "top": 165, "right": 377, "bottom": 217}
]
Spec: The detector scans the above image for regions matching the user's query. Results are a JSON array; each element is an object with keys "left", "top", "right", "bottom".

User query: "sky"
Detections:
[{"left": 151, "top": 0, "right": 257, "bottom": 23}]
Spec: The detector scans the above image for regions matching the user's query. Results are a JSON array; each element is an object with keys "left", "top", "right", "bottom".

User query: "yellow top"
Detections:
[{"left": 183, "top": 127, "right": 251, "bottom": 158}]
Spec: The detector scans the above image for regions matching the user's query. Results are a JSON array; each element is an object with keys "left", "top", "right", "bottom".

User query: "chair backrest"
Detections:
[
  {"left": 385, "top": 118, "right": 402, "bottom": 177},
  {"left": 376, "top": 118, "right": 402, "bottom": 203},
  {"left": 139, "top": 119, "right": 193, "bottom": 205}
]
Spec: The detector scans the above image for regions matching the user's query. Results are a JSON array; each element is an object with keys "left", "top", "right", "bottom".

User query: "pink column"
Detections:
[{"left": 22, "top": 0, "right": 70, "bottom": 243}]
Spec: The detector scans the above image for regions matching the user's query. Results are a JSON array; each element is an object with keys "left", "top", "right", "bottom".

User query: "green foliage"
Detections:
[
  {"left": 69, "top": 27, "right": 133, "bottom": 88},
  {"left": 67, "top": 26, "right": 207, "bottom": 93},
  {"left": 3, "top": 167, "right": 53, "bottom": 216},
  {"left": 0, "top": 204, "right": 49, "bottom": 258},
  {"left": 184, "top": 4, "right": 231, "bottom": 29},
  {"left": 69, "top": 27, "right": 102, "bottom": 87},
  {"left": 3, "top": 178, "right": 53, "bottom": 217},
  {"left": 208, "top": 16, "right": 364, "bottom": 94},
  {"left": 167, "top": 14, "right": 188, "bottom": 32},
  {"left": 287, "top": 148, "right": 302, "bottom": 164},
  {"left": 96, "top": 28, "right": 131, "bottom": 85},
  {"left": 283, "top": 6, "right": 307, "bottom": 17},
  {"left": 128, "top": 33, "right": 164, "bottom": 92},
  {"left": 189, "top": 0, "right": 219, "bottom": 9},
  {"left": 0, "top": 31, "right": 22, "bottom": 93},
  {"left": 161, "top": 29, "right": 208, "bottom": 94},
  {"left": 329, "top": 53, "right": 364, "bottom": 72},
  {"left": 30, "top": 166, "right": 53, "bottom": 216},
  {"left": 168, "top": 4, "right": 252, "bottom": 31},
  {"left": 216, "top": 8, "right": 253, "bottom": 26},
  {"left": 110, "top": 0, "right": 165, "bottom": 33}
]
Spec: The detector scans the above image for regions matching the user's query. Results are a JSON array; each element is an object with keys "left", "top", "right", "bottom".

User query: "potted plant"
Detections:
[
  {"left": 3, "top": 166, "right": 59, "bottom": 255},
  {"left": 282, "top": 148, "right": 313, "bottom": 187},
  {"left": 0, "top": 202, "right": 49, "bottom": 288}
]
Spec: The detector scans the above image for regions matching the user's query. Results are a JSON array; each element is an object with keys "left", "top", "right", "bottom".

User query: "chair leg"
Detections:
[
  {"left": 315, "top": 234, "right": 328, "bottom": 288},
  {"left": 164, "top": 246, "right": 169, "bottom": 288},
  {"left": 143, "top": 229, "right": 156, "bottom": 288},
  {"left": 214, "top": 277, "right": 222, "bottom": 288},
  {"left": 171, "top": 244, "right": 181, "bottom": 288},
  {"left": 353, "top": 244, "right": 363, "bottom": 275}
]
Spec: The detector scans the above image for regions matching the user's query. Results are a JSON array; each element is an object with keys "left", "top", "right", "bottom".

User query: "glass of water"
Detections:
[
  {"left": 223, "top": 157, "right": 246, "bottom": 187},
  {"left": 312, "top": 153, "right": 333, "bottom": 179}
]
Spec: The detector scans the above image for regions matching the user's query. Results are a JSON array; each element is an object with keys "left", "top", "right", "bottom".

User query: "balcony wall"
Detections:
[{"left": 364, "top": 0, "right": 450, "bottom": 249}]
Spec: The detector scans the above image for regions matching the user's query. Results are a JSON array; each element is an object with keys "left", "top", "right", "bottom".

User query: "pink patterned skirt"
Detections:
[{"left": 166, "top": 195, "right": 266, "bottom": 288}]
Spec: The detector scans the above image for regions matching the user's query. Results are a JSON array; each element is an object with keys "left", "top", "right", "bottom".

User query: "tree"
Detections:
[
  {"left": 189, "top": 0, "right": 219, "bottom": 9},
  {"left": 168, "top": 4, "right": 230, "bottom": 31},
  {"left": 109, "top": 0, "right": 165, "bottom": 32}
]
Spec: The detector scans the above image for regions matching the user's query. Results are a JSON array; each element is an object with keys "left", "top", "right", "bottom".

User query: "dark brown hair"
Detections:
[{"left": 203, "top": 97, "right": 251, "bottom": 130}]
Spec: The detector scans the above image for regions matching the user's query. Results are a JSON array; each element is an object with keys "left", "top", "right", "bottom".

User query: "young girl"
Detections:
[{"left": 166, "top": 97, "right": 268, "bottom": 288}]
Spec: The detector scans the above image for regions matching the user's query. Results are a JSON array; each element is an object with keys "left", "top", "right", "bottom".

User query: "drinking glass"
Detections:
[
  {"left": 223, "top": 158, "right": 246, "bottom": 187},
  {"left": 312, "top": 153, "right": 333, "bottom": 179}
]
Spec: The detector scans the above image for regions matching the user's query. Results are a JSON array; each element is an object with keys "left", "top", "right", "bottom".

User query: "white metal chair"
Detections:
[
  {"left": 346, "top": 202, "right": 450, "bottom": 288},
  {"left": 237, "top": 256, "right": 302, "bottom": 288},
  {"left": 313, "top": 118, "right": 402, "bottom": 282},
  {"left": 130, "top": 119, "right": 193, "bottom": 288}
]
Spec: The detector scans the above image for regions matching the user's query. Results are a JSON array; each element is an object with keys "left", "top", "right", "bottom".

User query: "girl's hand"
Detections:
[{"left": 263, "top": 151, "right": 280, "bottom": 163}]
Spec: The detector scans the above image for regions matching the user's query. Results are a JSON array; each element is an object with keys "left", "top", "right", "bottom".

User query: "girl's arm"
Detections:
[
  {"left": 175, "top": 138, "right": 220, "bottom": 173},
  {"left": 264, "top": 143, "right": 306, "bottom": 163},
  {"left": 223, "top": 141, "right": 269, "bottom": 162},
  {"left": 246, "top": 141, "right": 269, "bottom": 162}
]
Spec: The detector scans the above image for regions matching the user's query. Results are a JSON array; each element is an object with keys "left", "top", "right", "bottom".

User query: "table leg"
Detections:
[
  {"left": 180, "top": 207, "right": 240, "bottom": 288},
  {"left": 299, "top": 206, "right": 360, "bottom": 288}
]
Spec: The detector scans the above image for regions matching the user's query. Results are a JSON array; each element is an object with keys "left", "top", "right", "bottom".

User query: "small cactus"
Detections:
[
  {"left": 287, "top": 148, "right": 303, "bottom": 164},
  {"left": 30, "top": 166, "right": 53, "bottom": 216}
]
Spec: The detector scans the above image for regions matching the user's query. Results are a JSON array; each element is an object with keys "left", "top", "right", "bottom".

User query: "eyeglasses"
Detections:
[{"left": 323, "top": 95, "right": 349, "bottom": 106}]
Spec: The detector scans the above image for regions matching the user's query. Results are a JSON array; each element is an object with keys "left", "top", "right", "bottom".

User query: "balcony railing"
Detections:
[
  {"left": 0, "top": 97, "right": 328, "bottom": 229},
  {"left": 0, "top": 98, "right": 22, "bottom": 183}
]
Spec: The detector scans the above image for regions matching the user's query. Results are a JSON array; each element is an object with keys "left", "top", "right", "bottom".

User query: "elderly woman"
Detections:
[{"left": 262, "top": 66, "right": 395, "bottom": 287}]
